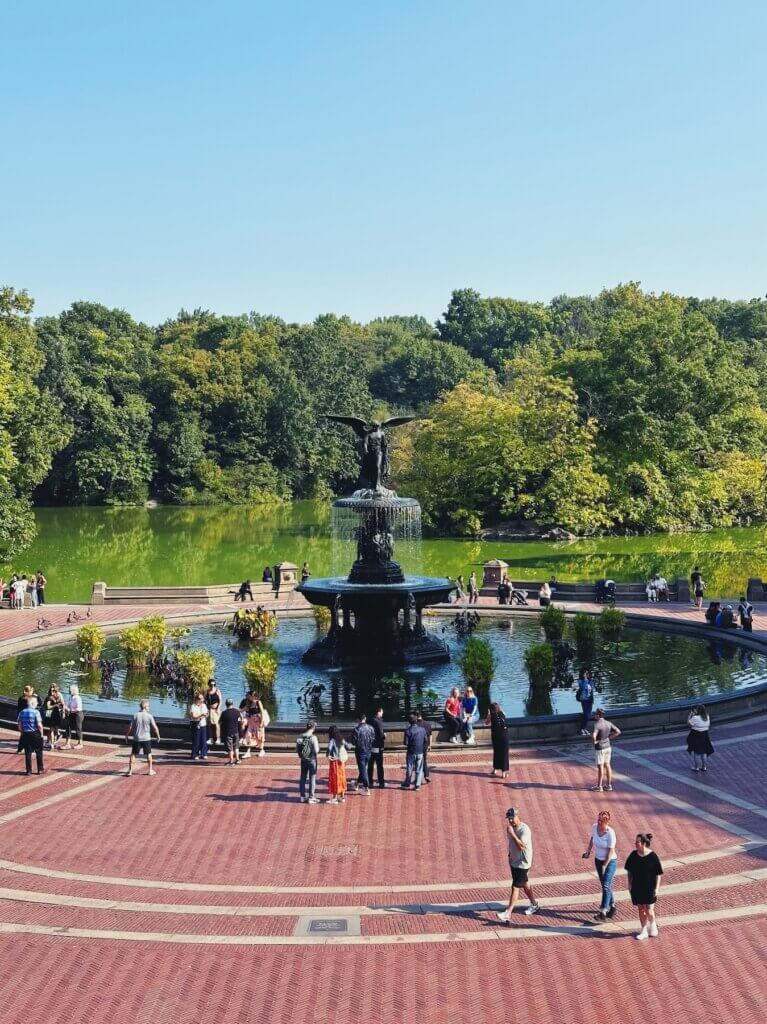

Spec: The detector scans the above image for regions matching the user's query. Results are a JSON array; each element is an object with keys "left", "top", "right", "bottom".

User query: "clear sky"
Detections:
[{"left": 2, "top": 0, "right": 765, "bottom": 325}]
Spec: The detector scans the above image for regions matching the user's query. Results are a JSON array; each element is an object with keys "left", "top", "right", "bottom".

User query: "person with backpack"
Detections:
[
  {"left": 296, "top": 721, "right": 320, "bottom": 804},
  {"left": 576, "top": 669, "right": 594, "bottom": 736},
  {"left": 350, "top": 714, "right": 375, "bottom": 795},
  {"left": 326, "top": 725, "right": 349, "bottom": 804},
  {"left": 737, "top": 596, "right": 754, "bottom": 632}
]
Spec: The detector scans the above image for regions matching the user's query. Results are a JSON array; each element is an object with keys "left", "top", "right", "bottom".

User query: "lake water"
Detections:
[
  {"left": 3, "top": 615, "right": 764, "bottom": 722},
  {"left": 3, "top": 503, "right": 767, "bottom": 603}
]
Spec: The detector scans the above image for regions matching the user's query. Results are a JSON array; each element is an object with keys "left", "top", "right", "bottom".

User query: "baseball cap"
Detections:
[{"left": 506, "top": 807, "right": 518, "bottom": 819}]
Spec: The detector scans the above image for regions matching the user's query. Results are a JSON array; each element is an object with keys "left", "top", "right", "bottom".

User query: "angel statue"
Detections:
[{"left": 326, "top": 415, "right": 415, "bottom": 494}]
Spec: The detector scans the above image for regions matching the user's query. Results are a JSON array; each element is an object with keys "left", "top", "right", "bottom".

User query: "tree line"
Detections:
[{"left": 2, "top": 282, "right": 767, "bottom": 557}]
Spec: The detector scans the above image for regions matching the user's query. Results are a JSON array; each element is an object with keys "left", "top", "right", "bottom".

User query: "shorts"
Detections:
[
  {"left": 224, "top": 735, "right": 239, "bottom": 753},
  {"left": 131, "top": 740, "right": 152, "bottom": 756},
  {"left": 208, "top": 708, "right": 221, "bottom": 726},
  {"left": 595, "top": 747, "right": 612, "bottom": 767},
  {"left": 510, "top": 865, "right": 529, "bottom": 888}
]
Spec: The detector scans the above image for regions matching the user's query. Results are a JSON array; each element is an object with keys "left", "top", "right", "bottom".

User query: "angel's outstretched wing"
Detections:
[
  {"left": 382, "top": 416, "right": 416, "bottom": 429},
  {"left": 326, "top": 415, "right": 369, "bottom": 436}
]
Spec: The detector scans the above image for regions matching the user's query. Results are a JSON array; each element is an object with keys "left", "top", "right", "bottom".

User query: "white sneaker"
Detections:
[
  {"left": 148, "top": 769, "right": 156, "bottom": 776},
  {"left": 307, "top": 797, "right": 321, "bottom": 804},
  {"left": 636, "top": 928, "right": 649, "bottom": 941},
  {"left": 496, "top": 909, "right": 511, "bottom": 923},
  {"left": 257, "top": 750, "right": 264, "bottom": 757},
  {"left": 590, "top": 785, "right": 603, "bottom": 791},
  {"left": 648, "top": 922, "right": 659, "bottom": 937},
  {"left": 466, "top": 737, "right": 476, "bottom": 745},
  {"left": 300, "top": 797, "right": 308, "bottom": 803},
  {"left": 524, "top": 903, "right": 540, "bottom": 916},
  {"left": 450, "top": 737, "right": 460, "bottom": 744},
  {"left": 241, "top": 751, "right": 251, "bottom": 759}
]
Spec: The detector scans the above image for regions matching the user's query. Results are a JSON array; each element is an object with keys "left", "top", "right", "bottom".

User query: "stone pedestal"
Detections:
[
  {"left": 481, "top": 559, "right": 509, "bottom": 592},
  {"left": 274, "top": 562, "right": 298, "bottom": 590}
]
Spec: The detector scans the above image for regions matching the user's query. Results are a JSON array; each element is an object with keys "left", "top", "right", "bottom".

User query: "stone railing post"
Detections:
[
  {"left": 747, "top": 578, "right": 764, "bottom": 602},
  {"left": 675, "top": 577, "right": 690, "bottom": 602},
  {"left": 91, "top": 581, "right": 107, "bottom": 605}
]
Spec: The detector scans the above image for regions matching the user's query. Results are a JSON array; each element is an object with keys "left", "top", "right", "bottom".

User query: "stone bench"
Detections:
[
  {"left": 90, "top": 582, "right": 279, "bottom": 606},
  {"left": 479, "top": 578, "right": 687, "bottom": 602}
]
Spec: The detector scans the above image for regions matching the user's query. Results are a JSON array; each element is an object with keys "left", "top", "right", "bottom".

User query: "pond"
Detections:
[
  {"left": 5, "top": 504, "right": 767, "bottom": 603},
  {"left": 2, "top": 614, "right": 764, "bottom": 722}
]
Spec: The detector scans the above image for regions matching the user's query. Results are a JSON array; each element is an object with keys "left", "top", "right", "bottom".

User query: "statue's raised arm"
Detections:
[{"left": 326, "top": 414, "right": 415, "bottom": 494}]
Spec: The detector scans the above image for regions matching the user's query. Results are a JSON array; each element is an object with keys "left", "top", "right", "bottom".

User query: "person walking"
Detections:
[
  {"left": 590, "top": 709, "right": 621, "bottom": 792},
  {"left": 576, "top": 669, "right": 594, "bottom": 736},
  {"left": 686, "top": 705, "right": 714, "bottom": 771},
  {"left": 17, "top": 696, "right": 44, "bottom": 775},
  {"left": 416, "top": 710, "right": 433, "bottom": 783},
  {"left": 206, "top": 680, "right": 222, "bottom": 746},
  {"left": 220, "top": 699, "right": 244, "bottom": 765},
  {"left": 582, "top": 809, "right": 618, "bottom": 921},
  {"left": 125, "top": 700, "right": 161, "bottom": 776},
  {"left": 496, "top": 807, "right": 540, "bottom": 923},
  {"left": 369, "top": 707, "right": 386, "bottom": 788},
  {"left": 62, "top": 684, "right": 84, "bottom": 750},
  {"left": 401, "top": 714, "right": 427, "bottom": 790},
  {"left": 486, "top": 702, "right": 509, "bottom": 778},
  {"left": 737, "top": 596, "right": 753, "bottom": 632},
  {"left": 189, "top": 693, "right": 209, "bottom": 761},
  {"left": 326, "top": 725, "right": 349, "bottom": 804},
  {"left": 468, "top": 571, "right": 479, "bottom": 604},
  {"left": 351, "top": 714, "right": 375, "bottom": 795},
  {"left": 625, "top": 832, "right": 663, "bottom": 940},
  {"left": 296, "top": 721, "right": 320, "bottom": 804}
]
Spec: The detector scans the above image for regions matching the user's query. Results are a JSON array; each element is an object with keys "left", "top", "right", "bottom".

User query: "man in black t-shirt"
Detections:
[
  {"left": 369, "top": 708, "right": 386, "bottom": 789},
  {"left": 220, "top": 699, "right": 244, "bottom": 765}
]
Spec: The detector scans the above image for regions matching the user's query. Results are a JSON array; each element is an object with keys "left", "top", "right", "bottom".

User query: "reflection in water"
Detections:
[
  {"left": 4, "top": 504, "right": 767, "bottom": 601},
  {"left": 4, "top": 617, "right": 766, "bottom": 722}
]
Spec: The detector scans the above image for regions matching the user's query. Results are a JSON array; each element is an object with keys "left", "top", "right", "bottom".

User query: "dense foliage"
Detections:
[{"left": 3, "top": 282, "right": 767, "bottom": 553}]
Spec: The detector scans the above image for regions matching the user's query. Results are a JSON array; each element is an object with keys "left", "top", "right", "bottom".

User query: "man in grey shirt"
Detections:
[
  {"left": 591, "top": 708, "right": 621, "bottom": 792},
  {"left": 125, "top": 700, "right": 161, "bottom": 776},
  {"left": 497, "top": 807, "right": 540, "bottom": 923}
]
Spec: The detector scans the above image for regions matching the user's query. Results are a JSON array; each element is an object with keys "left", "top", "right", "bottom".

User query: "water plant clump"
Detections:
[
  {"left": 230, "top": 607, "right": 277, "bottom": 641},
  {"left": 539, "top": 604, "right": 566, "bottom": 641},
  {"left": 599, "top": 606, "right": 626, "bottom": 642},
  {"left": 244, "top": 645, "right": 279, "bottom": 689},
  {"left": 174, "top": 649, "right": 216, "bottom": 691},
  {"left": 76, "top": 623, "right": 106, "bottom": 664},
  {"left": 524, "top": 642, "right": 554, "bottom": 690},
  {"left": 457, "top": 635, "right": 496, "bottom": 689},
  {"left": 573, "top": 612, "right": 597, "bottom": 663}
]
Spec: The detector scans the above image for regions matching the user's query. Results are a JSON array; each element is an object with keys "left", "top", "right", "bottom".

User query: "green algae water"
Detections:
[{"left": 4, "top": 503, "right": 767, "bottom": 603}]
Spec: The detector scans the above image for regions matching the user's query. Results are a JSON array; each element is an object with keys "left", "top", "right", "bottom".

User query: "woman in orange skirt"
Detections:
[{"left": 326, "top": 725, "right": 348, "bottom": 804}]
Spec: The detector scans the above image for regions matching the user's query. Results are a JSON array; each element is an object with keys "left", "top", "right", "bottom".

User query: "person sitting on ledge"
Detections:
[
  {"left": 444, "top": 687, "right": 465, "bottom": 743},
  {"left": 262, "top": 565, "right": 273, "bottom": 584},
  {"left": 645, "top": 578, "right": 657, "bottom": 602},
  {"left": 716, "top": 604, "right": 736, "bottom": 629},
  {"left": 235, "top": 579, "right": 254, "bottom": 602},
  {"left": 654, "top": 574, "right": 669, "bottom": 601},
  {"left": 704, "top": 600, "right": 721, "bottom": 625}
]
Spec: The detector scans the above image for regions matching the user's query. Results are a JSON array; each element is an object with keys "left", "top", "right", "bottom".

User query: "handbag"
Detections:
[
  {"left": 338, "top": 742, "right": 349, "bottom": 764},
  {"left": 261, "top": 707, "right": 271, "bottom": 728}
]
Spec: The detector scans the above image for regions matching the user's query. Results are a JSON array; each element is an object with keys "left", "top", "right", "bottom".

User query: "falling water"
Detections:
[{"left": 331, "top": 496, "right": 422, "bottom": 576}]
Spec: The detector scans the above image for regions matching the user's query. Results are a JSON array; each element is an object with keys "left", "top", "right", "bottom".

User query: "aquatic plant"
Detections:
[{"left": 76, "top": 623, "right": 106, "bottom": 664}]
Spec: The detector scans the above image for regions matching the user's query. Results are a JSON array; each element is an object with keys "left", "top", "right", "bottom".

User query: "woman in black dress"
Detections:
[
  {"left": 624, "top": 832, "right": 663, "bottom": 940},
  {"left": 486, "top": 702, "right": 509, "bottom": 778}
]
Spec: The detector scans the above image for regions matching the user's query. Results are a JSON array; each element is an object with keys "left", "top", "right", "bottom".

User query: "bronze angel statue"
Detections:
[{"left": 326, "top": 415, "right": 415, "bottom": 493}]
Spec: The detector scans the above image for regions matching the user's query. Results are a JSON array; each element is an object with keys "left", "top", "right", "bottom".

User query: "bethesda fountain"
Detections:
[{"left": 298, "top": 415, "right": 454, "bottom": 666}]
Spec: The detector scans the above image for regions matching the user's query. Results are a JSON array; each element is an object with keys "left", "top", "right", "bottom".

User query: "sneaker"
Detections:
[
  {"left": 307, "top": 797, "right": 321, "bottom": 804},
  {"left": 201, "top": 756, "right": 208, "bottom": 761},
  {"left": 636, "top": 928, "right": 649, "bottom": 941},
  {"left": 648, "top": 922, "right": 659, "bottom": 937},
  {"left": 414, "top": 785, "right": 421, "bottom": 790},
  {"left": 126, "top": 770, "right": 132, "bottom": 777},
  {"left": 400, "top": 784, "right": 409, "bottom": 789},
  {"left": 580, "top": 729, "right": 590, "bottom": 736},
  {"left": 257, "top": 750, "right": 264, "bottom": 757},
  {"left": 524, "top": 903, "right": 540, "bottom": 916},
  {"left": 450, "top": 737, "right": 460, "bottom": 744},
  {"left": 300, "top": 797, "right": 308, "bottom": 803},
  {"left": 148, "top": 769, "right": 157, "bottom": 776},
  {"left": 692, "top": 766, "right": 700, "bottom": 772},
  {"left": 607, "top": 905, "right": 617, "bottom": 918},
  {"left": 361, "top": 788, "right": 371, "bottom": 796},
  {"left": 590, "top": 785, "right": 603, "bottom": 791},
  {"left": 604, "top": 784, "right": 613, "bottom": 791},
  {"left": 496, "top": 909, "right": 511, "bottom": 923},
  {"left": 466, "top": 737, "right": 476, "bottom": 745},
  {"left": 241, "top": 750, "right": 251, "bottom": 759},
  {"left": 327, "top": 797, "right": 338, "bottom": 804},
  {"left": 701, "top": 765, "right": 707, "bottom": 772},
  {"left": 594, "top": 911, "right": 607, "bottom": 921}
]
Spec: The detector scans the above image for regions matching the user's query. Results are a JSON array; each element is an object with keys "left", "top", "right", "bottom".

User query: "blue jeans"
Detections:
[
  {"left": 191, "top": 724, "right": 208, "bottom": 759},
  {"left": 404, "top": 753, "right": 424, "bottom": 788},
  {"left": 596, "top": 857, "right": 617, "bottom": 912},
  {"left": 356, "top": 751, "right": 371, "bottom": 789},
  {"left": 299, "top": 759, "right": 317, "bottom": 799},
  {"left": 579, "top": 699, "right": 593, "bottom": 731}
]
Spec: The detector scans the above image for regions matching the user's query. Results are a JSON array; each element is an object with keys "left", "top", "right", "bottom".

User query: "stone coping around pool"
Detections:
[{"left": 2, "top": 602, "right": 767, "bottom": 746}]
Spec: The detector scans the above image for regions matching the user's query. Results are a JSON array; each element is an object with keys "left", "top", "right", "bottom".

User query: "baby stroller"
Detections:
[{"left": 595, "top": 579, "right": 616, "bottom": 604}]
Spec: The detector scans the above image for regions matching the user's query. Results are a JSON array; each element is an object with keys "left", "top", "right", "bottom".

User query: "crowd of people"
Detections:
[{"left": 0, "top": 570, "right": 47, "bottom": 609}]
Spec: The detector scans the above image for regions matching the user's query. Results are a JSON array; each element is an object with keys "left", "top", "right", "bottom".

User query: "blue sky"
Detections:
[{"left": 2, "top": 0, "right": 765, "bottom": 325}]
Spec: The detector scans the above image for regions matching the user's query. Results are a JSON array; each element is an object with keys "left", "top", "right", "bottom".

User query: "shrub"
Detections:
[
  {"left": 140, "top": 615, "right": 168, "bottom": 657},
  {"left": 119, "top": 624, "right": 153, "bottom": 668},
  {"left": 174, "top": 649, "right": 215, "bottom": 690},
  {"left": 599, "top": 607, "right": 626, "bottom": 641},
  {"left": 524, "top": 643, "right": 554, "bottom": 690},
  {"left": 573, "top": 613, "right": 597, "bottom": 662},
  {"left": 76, "top": 623, "right": 106, "bottom": 663},
  {"left": 539, "top": 604, "right": 566, "bottom": 641},
  {"left": 313, "top": 605, "right": 332, "bottom": 632},
  {"left": 244, "top": 646, "right": 278, "bottom": 690},
  {"left": 457, "top": 636, "right": 497, "bottom": 688}
]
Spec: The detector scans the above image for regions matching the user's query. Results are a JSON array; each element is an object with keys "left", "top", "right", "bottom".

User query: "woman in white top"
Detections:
[
  {"left": 539, "top": 581, "right": 552, "bottom": 607},
  {"left": 686, "top": 704, "right": 713, "bottom": 771},
  {"left": 62, "top": 684, "right": 84, "bottom": 749},
  {"left": 189, "top": 693, "right": 209, "bottom": 761},
  {"left": 582, "top": 808, "right": 618, "bottom": 921}
]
